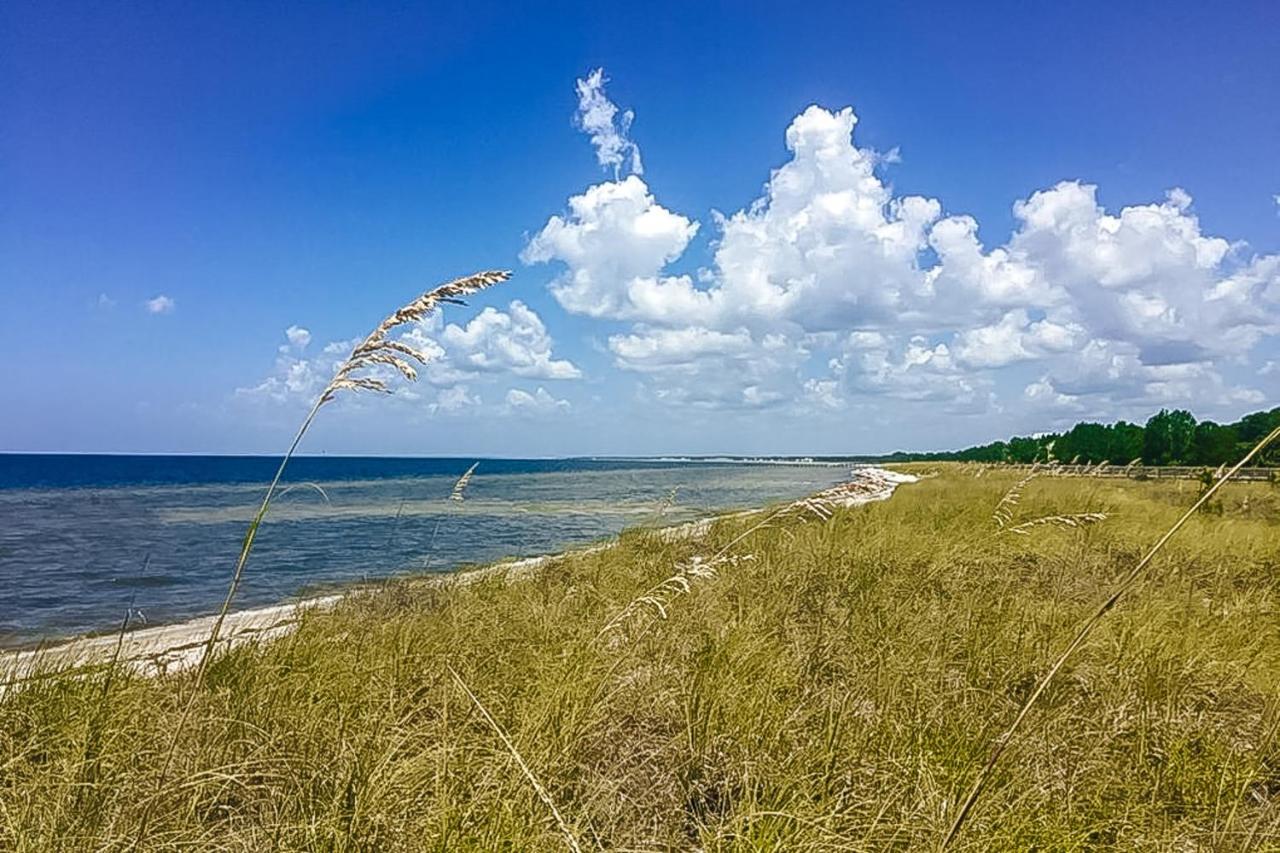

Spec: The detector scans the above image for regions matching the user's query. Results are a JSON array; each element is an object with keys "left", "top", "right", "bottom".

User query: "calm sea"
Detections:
[{"left": 0, "top": 455, "right": 850, "bottom": 647}]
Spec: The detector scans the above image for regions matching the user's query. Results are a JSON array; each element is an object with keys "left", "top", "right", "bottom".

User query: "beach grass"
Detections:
[{"left": 3, "top": 466, "right": 1280, "bottom": 849}]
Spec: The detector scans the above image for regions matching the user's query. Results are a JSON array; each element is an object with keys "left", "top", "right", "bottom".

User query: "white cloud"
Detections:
[
  {"left": 505, "top": 386, "right": 571, "bottom": 415},
  {"left": 839, "top": 337, "right": 985, "bottom": 409},
  {"left": 925, "top": 215, "right": 1057, "bottom": 311},
  {"left": 521, "top": 175, "right": 700, "bottom": 320},
  {"left": 237, "top": 348, "right": 326, "bottom": 404},
  {"left": 710, "top": 105, "right": 941, "bottom": 332},
  {"left": 608, "top": 326, "right": 754, "bottom": 372},
  {"left": 953, "top": 310, "right": 1083, "bottom": 369},
  {"left": 1003, "top": 183, "right": 1254, "bottom": 361},
  {"left": 285, "top": 325, "right": 311, "bottom": 349},
  {"left": 1023, "top": 377, "right": 1084, "bottom": 413},
  {"left": 96, "top": 293, "right": 116, "bottom": 310},
  {"left": 429, "top": 385, "right": 481, "bottom": 415},
  {"left": 802, "top": 377, "right": 844, "bottom": 410},
  {"left": 608, "top": 325, "right": 809, "bottom": 411},
  {"left": 240, "top": 302, "right": 579, "bottom": 412},
  {"left": 525, "top": 76, "right": 1280, "bottom": 417},
  {"left": 1021, "top": 338, "right": 1266, "bottom": 418},
  {"left": 436, "top": 300, "right": 581, "bottom": 380},
  {"left": 575, "top": 68, "right": 642, "bottom": 177},
  {"left": 145, "top": 295, "right": 175, "bottom": 315}
]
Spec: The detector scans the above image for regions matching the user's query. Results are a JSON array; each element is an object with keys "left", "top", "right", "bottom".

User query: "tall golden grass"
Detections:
[
  {"left": 942, "top": 422, "right": 1280, "bottom": 847},
  {"left": 5, "top": 462, "right": 1280, "bottom": 847}
]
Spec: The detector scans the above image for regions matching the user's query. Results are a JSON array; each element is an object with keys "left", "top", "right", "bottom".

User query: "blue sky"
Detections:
[{"left": 2, "top": 1, "right": 1278, "bottom": 456}]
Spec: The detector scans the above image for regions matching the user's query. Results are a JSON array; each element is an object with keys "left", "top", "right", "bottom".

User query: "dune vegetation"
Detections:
[{"left": 3, "top": 465, "right": 1280, "bottom": 850}]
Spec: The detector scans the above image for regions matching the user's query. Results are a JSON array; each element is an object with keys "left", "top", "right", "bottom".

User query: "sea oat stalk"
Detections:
[
  {"left": 139, "top": 270, "right": 509, "bottom": 841},
  {"left": 192, "top": 270, "right": 508, "bottom": 685},
  {"left": 991, "top": 466, "right": 1039, "bottom": 530},
  {"left": 1002, "top": 512, "right": 1107, "bottom": 535}
]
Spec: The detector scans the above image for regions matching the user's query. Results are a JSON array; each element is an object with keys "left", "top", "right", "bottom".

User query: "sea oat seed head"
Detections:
[
  {"left": 450, "top": 462, "right": 479, "bottom": 502},
  {"left": 322, "top": 270, "right": 511, "bottom": 405}
]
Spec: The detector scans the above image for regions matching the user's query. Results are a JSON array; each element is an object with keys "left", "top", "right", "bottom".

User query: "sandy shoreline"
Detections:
[{"left": 1, "top": 467, "right": 915, "bottom": 689}]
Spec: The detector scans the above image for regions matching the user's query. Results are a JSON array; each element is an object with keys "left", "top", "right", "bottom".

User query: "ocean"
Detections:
[{"left": 0, "top": 455, "right": 851, "bottom": 648}]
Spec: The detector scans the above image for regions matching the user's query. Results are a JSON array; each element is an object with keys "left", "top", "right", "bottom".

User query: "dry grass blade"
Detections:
[
  {"left": 1003, "top": 512, "right": 1107, "bottom": 536},
  {"left": 942, "top": 422, "right": 1280, "bottom": 849},
  {"left": 991, "top": 466, "right": 1039, "bottom": 529},
  {"left": 597, "top": 554, "right": 751, "bottom": 638},
  {"left": 447, "top": 665, "right": 583, "bottom": 853},
  {"left": 450, "top": 462, "right": 479, "bottom": 503},
  {"left": 274, "top": 482, "right": 331, "bottom": 504}
]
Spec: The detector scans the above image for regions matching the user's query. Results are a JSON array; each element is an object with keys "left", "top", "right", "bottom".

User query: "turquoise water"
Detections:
[{"left": 0, "top": 456, "right": 850, "bottom": 646}]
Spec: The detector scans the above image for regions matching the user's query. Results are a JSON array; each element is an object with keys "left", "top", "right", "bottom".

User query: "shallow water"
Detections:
[{"left": 0, "top": 456, "right": 849, "bottom": 646}]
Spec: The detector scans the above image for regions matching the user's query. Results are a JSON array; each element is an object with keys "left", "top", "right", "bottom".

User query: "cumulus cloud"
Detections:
[
  {"left": 284, "top": 325, "right": 311, "bottom": 349},
  {"left": 953, "top": 310, "right": 1083, "bottom": 369},
  {"left": 429, "top": 385, "right": 481, "bottom": 415},
  {"left": 436, "top": 300, "right": 581, "bottom": 380},
  {"left": 521, "top": 176, "right": 699, "bottom": 319},
  {"left": 524, "top": 74, "right": 1280, "bottom": 418},
  {"left": 836, "top": 336, "right": 987, "bottom": 411},
  {"left": 239, "top": 302, "right": 579, "bottom": 414},
  {"left": 505, "top": 386, "right": 571, "bottom": 415},
  {"left": 145, "top": 295, "right": 175, "bottom": 315},
  {"left": 576, "top": 68, "right": 642, "bottom": 177},
  {"left": 237, "top": 345, "right": 326, "bottom": 404},
  {"left": 608, "top": 326, "right": 754, "bottom": 372}
]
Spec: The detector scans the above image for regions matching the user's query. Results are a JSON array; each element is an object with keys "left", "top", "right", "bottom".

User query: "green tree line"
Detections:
[{"left": 880, "top": 406, "right": 1280, "bottom": 467}]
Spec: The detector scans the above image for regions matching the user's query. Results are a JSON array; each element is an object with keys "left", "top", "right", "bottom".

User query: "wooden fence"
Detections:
[{"left": 1002, "top": 464, "right": 1276, "bottom": 482}]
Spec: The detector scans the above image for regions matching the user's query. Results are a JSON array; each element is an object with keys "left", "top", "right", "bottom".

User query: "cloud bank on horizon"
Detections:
[{"left": 246, "top": 68, "right": 1278, "bottom": 443}]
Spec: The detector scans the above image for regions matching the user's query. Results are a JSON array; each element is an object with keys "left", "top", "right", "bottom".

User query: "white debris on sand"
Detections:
[
  {"left": 1, "top": 467, "right": 917, "bottom": 690},
  {"left": 805, "top": 467, "right": 919, "bottom": 508}
]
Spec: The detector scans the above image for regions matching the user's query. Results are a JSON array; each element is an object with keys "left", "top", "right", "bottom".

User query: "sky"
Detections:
[{"left": 2, "top": 1, "right": 1278, "bottom": 457}]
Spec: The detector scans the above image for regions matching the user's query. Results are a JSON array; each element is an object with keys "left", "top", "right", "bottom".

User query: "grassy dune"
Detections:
[{"left": 3, "top": 466, "right": 1280, "bottom": 850}]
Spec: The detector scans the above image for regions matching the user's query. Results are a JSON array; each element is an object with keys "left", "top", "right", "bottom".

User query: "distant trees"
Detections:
[
  {"left": 1034, "top": 419, "right": 1146, "bottom": 464},
  {"left": 1142, "top": 409, "right": 1197, "bottom": 465},
  {"left": 878, "top": 405, "right": 1280, "bottom": 467},
  {"left": 1235, "top": 409, "right": 1280, "bottom": 465},
  {"left": 1108, "top": 421, "right": 1145, "bottom": 464},
  {"left": 1007, "top": 436, "right": 1051, "bottom": 464},
  {"left": 1054, "top": 422, "right": 1110, "bottom": 463},
  {"left": 1192, "top": 421, "right": 1238, "bottom": 467}
]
